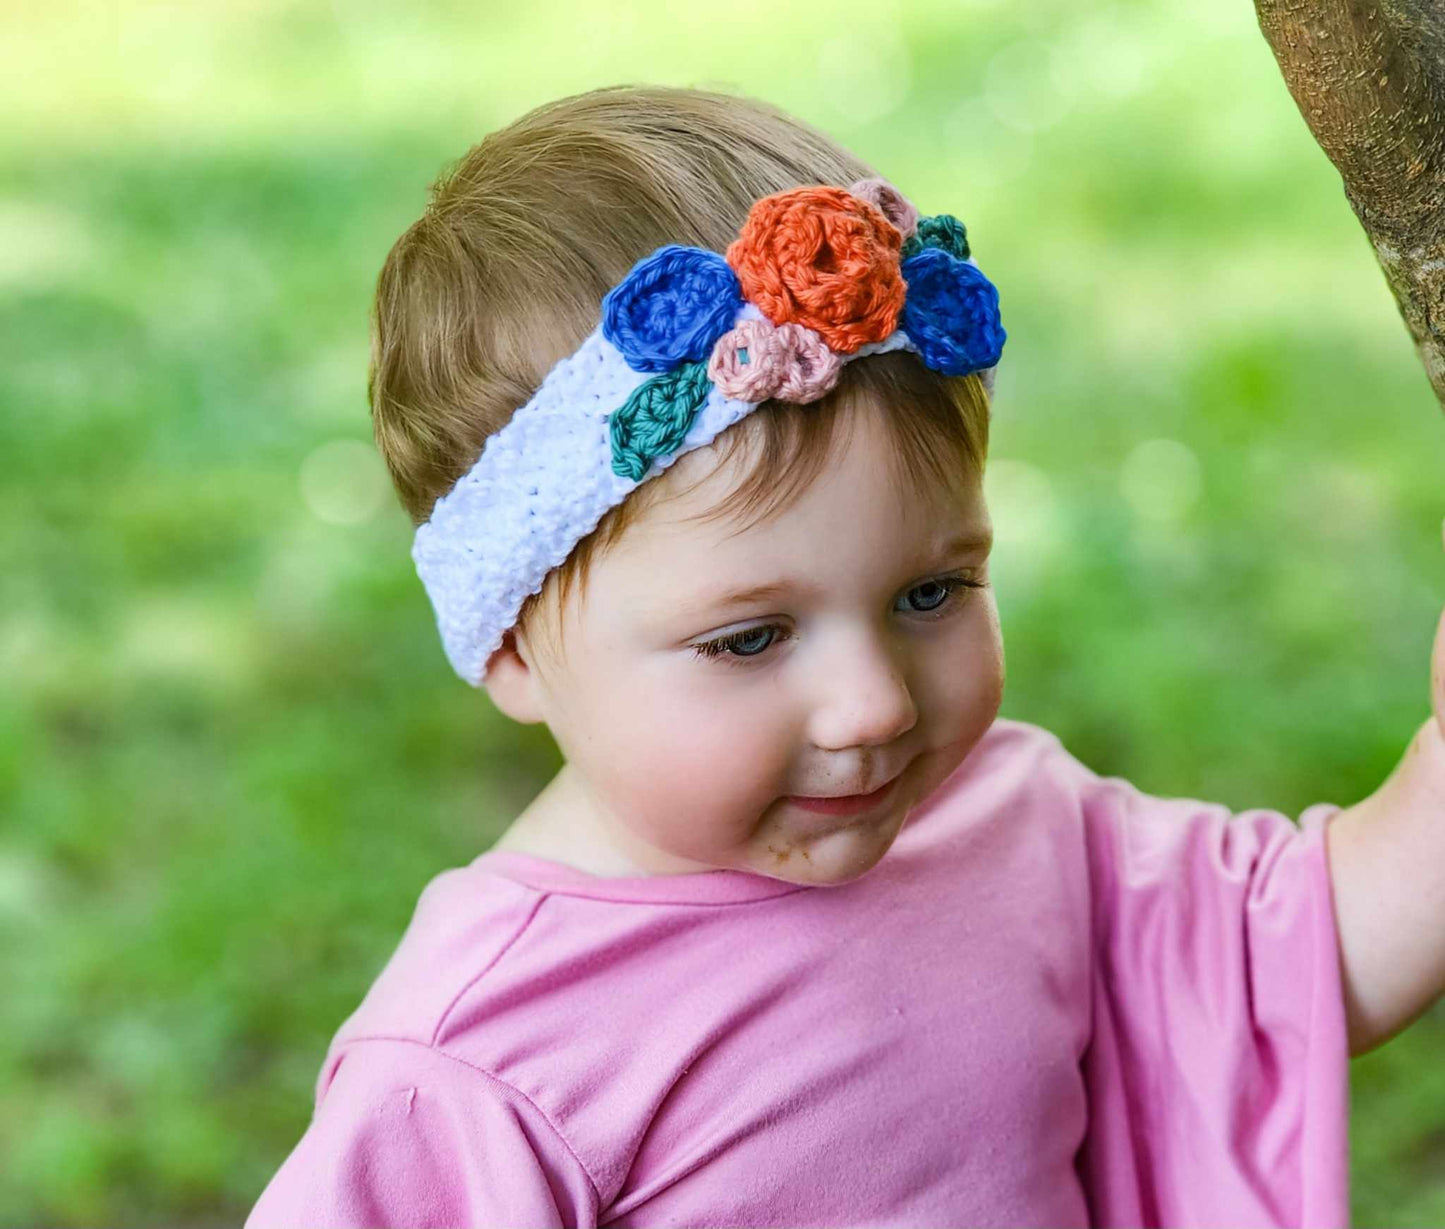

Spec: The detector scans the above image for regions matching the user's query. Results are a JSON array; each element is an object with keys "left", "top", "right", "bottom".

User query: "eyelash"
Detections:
[{"left": 690, "top": 574, "right": 988, "bottom": 665}]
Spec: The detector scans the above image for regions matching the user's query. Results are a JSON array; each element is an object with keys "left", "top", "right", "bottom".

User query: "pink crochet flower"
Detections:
[
  {"left": 849, "top": 177, "right": 920, "bottom": 242},
  {"left": 772, "top": 322, "right": 842, "bottom": 403},
  {"left": 707, "top": 318, "right": 842, "bottom": 404},
  {"left": 708, "top": 319, "right": 783, "bottom": 401}
]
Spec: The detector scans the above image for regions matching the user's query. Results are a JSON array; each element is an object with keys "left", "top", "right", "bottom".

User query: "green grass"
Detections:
[{"left": 4, "top": 0, "right": 1444, "bottom": 1223}]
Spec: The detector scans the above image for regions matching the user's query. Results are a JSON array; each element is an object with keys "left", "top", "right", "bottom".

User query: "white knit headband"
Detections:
[{"left": 411, "top": 177, "right": 1006, "bottom": 686}]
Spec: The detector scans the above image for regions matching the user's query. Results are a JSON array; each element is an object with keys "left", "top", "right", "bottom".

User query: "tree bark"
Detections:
[{"left": 1254, "top": 0, "right": 1445, "bottom": 410}]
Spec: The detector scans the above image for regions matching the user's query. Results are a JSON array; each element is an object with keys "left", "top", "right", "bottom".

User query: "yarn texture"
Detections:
[
  {"left": 901, "top": 248, "right": 1007, "bottom": 376},
  {"left": 602, "top": 245, "right": 743, "bottom": 373},
  {"left": 725, "top": 186, "right": 907, "bottom": 354},
  {"left": 411, "top": 178, "right": 1005, "bottom": 686},
  {"left": 770, "top": 322, "right": 843, "bottom": 403},
  {"left": 609, "top": 360, "right": 714, "bottom": 481},
  {"left": 412, "top": 302, "right": 920, "bottom": 685},
  {"left": 849, "top": 176, "right": 920, "bottom": 242},
  {"left": 707, "top": 319, "right": 783, "bottom": 402},
  {"left": 902, "top": 213, "right": 971, "bottom": 262}
]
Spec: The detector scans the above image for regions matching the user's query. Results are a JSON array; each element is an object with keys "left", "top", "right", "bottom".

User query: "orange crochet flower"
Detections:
[{"left": 725, "top": 186, "right": 906, "bottom": 355}]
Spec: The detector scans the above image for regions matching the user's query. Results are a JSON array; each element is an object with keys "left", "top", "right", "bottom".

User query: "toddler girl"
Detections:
[{"left": 247, "top": 84, "right": 1356, "bottom": 1227}]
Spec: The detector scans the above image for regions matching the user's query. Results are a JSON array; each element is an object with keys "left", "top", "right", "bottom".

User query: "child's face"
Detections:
[{"left": 506, "top": 398, "right": 1004, "bottom": 886}]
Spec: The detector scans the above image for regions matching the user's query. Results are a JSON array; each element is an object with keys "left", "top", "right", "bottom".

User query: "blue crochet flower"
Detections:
[
  {"left": 601, "top": 245, "right": 744, "bottom": 374},
  {"left": 899, "top": 248, "right": 1006, "bottom": 377}
]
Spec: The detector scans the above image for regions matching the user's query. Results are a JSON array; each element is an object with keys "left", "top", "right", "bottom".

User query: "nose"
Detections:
[{"left": 805, "top": 628, "right": 919, "bottom": 751}]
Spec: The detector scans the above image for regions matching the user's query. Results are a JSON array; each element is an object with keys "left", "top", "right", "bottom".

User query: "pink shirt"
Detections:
[{"left": 246, "top": 718, "right": 1350, "bottom": 1227}]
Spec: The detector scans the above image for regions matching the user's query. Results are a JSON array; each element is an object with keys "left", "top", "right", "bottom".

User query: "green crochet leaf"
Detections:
[
  {"left": 609, "top": 360, "right": 714, "bottom": 482},
  {"left": 901, "top": 213, "right": 971, "bottom": 263}
]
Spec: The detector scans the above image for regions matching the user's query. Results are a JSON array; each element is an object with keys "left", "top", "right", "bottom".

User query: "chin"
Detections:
[
  {"left": 755, "top": 859, "right": 875, "bottom": 889},
  {"left": 757, "top": 810, "right": 908, "bottom": 887},
  {"left": 791, "top": 858, "right": 887, "bottom": 888}
]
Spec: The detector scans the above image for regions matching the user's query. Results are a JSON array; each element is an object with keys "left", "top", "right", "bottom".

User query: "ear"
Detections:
[{"left": 481, "top": 628, "right": 548, "bottom": 725}]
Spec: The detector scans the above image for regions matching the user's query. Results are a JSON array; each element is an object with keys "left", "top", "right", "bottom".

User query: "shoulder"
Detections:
[
  {"left": 959, "top": 718, "right": 1317, "bottom": 873},
  {"left": 967, "top": 715, "right": 1084, "bottom": 780},
  {"left": 888, "top": 717, "right": 1100, "bottom": 914},
  {"left": 328, "top": 863, "right": 548, "bottom": 1057},
  {"left": 247, "top": 1035, "right": 600, "bottom": 1229},
  {"left": 910, "top": 716, "right": 1096, "bottom": 835}
]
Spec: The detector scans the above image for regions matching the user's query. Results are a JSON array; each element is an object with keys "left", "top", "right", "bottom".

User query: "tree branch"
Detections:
[{"left": 1254, "top": 0, "right": 1445, "bottom": 408}]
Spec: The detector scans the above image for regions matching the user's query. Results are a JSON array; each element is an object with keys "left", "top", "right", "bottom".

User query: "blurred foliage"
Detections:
[{"left": 2, "top": 0, "right": 1443, "bottom": 1224}]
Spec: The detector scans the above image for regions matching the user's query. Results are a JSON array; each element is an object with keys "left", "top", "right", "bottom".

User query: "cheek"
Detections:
[
  {"left": 590, "top": 676, "right": 794, "bottom": 837},
  {"left": 920, "top": 602, "right": 1006, "bottom": 730}
]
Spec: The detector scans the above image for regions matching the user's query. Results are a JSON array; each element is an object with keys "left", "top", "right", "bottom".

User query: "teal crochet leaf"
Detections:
[
  {"left": 901, "top": 213, "right": 971, "bottom": 263},
  {"left": 609, "top": 360, "right": 714, "bottom": 482}
]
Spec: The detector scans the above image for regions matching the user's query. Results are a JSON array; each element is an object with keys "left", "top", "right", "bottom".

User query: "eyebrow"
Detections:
[{"left": 683, "top": 529, "right": 994, "bottom": 616}]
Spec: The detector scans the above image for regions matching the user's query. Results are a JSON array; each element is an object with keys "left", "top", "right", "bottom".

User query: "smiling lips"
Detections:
[{"left": 786, "top": 775, "right": 900, "bottom": 816}]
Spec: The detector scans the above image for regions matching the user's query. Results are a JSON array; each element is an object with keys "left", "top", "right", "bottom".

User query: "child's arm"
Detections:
[
  {"left": 245, "top": 1038, "right": 596, "bottom": 1227},
  {"left": 1325, "top": 544, "right": 1445, "bottom": 1057}
]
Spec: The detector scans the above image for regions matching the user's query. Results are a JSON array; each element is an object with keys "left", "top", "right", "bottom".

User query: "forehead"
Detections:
[{"left": 608, "top": 400, "right": 988, "bottom": 578}]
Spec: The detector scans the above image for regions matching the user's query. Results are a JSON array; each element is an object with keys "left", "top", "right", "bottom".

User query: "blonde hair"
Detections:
[{"left": 369, "top": 83, "right": 991, "bottom": 662}]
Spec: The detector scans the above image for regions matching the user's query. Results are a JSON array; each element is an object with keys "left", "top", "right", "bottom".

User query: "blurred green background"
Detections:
[{"left": 3, "top": 0, "right": 1443, "bottom": 1223}]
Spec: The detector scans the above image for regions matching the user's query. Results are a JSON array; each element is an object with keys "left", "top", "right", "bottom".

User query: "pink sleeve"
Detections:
[
  {"left": 244, "top": 1038, "right": 598, "bottom": 1229},
  {"left": 1070, "top": 762, "right": 1351, "bottom": 1228}
]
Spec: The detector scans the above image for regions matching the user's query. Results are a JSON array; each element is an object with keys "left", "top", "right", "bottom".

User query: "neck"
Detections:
[{"left": 491, "top": 763, "right": 657, "bottom": 877}]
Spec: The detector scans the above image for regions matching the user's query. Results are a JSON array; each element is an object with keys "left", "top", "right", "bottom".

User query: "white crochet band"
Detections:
[{"left": 413, "top": 292, "right": 997, "bottom": 688}]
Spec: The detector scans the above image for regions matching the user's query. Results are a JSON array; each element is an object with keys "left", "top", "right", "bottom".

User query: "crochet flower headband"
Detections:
[{"left": 412, "top": 177, "right": 1006, "bottom": 686}]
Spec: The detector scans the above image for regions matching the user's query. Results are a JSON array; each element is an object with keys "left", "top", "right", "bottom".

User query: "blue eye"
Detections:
[
  {"left": 903, "top": 579, "right": 952, "bottom": 613},
  {"left": 690, "top": 574, "right": 986, "bottom": 666},
  {"left": 693, "top": 624, "right": 777, "bottom": 660}
]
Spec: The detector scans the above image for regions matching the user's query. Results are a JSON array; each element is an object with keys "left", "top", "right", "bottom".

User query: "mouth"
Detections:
[{"left": 786, "top": 774, "right": 900, "bottom": 817}]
